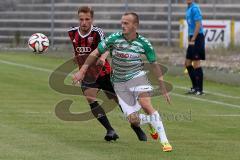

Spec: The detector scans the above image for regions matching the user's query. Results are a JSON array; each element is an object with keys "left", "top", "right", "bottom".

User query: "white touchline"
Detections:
[
  {"left": 25, "top": 111, "right": 52, "bottom": 114},
  {"left": 0, "top": 59, "right": 53, "bottom": 73},
  {"left": 206, "top": 114, "right": 240, "bottom": 117},
  {"left": 0, "top": 59, "right": 71, "bottom": 76},
  {"left": 0, "top": 111, "right": 52, "bottom": 114},
  {"left": 171, "top": 93, "right": 240, "bottom": 109},
  {"left": 174, "top": 86, "right": 240, "bottom": 99},
  {"left": 1, "top": 59, "right": 240, "bottom": 109}
]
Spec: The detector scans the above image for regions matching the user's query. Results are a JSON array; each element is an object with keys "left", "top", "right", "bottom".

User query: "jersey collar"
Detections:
[
  {"left": 122, "top": 32, "right": 140, "bottom": 43},
  {"left": 78, "top": 25, "right": 93, "bottom": 38},
  {"left": 188, "top": 2, "right": 195, "bottom": 9}
]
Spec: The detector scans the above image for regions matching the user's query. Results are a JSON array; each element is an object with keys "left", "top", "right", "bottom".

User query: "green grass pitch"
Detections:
[{"left": 0, "top": 51, "right": 239, "bottom": 160}]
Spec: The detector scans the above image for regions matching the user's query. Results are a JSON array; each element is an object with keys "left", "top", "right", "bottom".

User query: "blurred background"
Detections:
[
  {"left": 0, "top": 0, "right": 240, "bottom": 49},
  {"left": 0, "top": 2, "right": 239, "bottom": 159},
  {"left": 0, "top": 0, "right": 240, "bottom": 83}
]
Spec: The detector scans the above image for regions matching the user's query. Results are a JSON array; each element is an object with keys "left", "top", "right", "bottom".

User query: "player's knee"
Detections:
[
  {"left": 138, "top": 99, "right": 148, "bottom": 108},
  {"left": 83, "top": 89, "right": 98, "bottom": 103},
  {"left": 138, "top": 98, "right": 154, "bottom": 114},
  {"left": 84, "top": 93, "right": 97, "bottom": 103},
  {"left": 127, "top": 112, "right": 140, "bottom": 126},
  {"left": 86, "top": 97, "right": 96, "bottom": 104},
  {"left": 192, "top": 60, "right": 201, "bottom": 69}
]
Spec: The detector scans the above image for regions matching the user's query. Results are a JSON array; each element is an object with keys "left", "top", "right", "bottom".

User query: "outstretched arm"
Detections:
[{"left": 72, "top": 48, "right": 100, "bottom": 84}]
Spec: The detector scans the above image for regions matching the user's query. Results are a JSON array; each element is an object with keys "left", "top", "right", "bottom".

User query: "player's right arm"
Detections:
[
  {"left": 72, "top": 32, "right": 117, "bottom": 84},
  {"left": 72, "top": 48, "right": 100, "bottom": 84},
  {"left": 189, "top": 7, "right": 202, "bottom": 45}
]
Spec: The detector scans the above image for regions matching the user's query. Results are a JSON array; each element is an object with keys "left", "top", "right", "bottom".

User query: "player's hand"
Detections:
[
  {"left": 188, "top": 40, "right": 195, "bottom": 45},
  {"left": 163, "top": 92, "right": 171, "bottom": 105},
  {"left": 96, "top": 57, "right": 106, "bottom": 66},
  {"left": 158, "top": 78, "right": 171, "bottom": 105},
  {"left": 72, "top": 70, "right": 85, "bottom": 85}
]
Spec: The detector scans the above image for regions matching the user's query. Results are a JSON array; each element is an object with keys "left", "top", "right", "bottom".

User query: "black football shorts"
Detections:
[{"left": 186, "top": 33, "right": 205, "bottom": 60}]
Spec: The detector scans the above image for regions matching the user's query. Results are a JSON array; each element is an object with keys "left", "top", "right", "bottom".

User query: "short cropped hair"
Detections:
[
  {"left": 123, "top": 12, "right": 139, "bottom": 25},
  {"left": 78, "top": 6, "right": 94, "bottom": 18}
]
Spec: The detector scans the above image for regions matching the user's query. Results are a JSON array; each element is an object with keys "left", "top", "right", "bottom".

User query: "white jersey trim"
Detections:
[
  {"left": 78, "top": 25, "right": 93, "bottom": 38},
  {"left": 68, "top": 25, "right": 104, "bottom": 40},
  {"left": 67, "top": 26, "right": 78, "bottom": 32}
]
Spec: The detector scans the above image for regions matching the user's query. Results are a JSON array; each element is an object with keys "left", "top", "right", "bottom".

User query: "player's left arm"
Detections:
[
  {"left": 96, "top": 51, "right": 109, "bottom": 66},
  {"left": 95, "top": 32, "right": 117, "bottom": 66},
  {"left": 190, "top": 22, "right": 201, "bottom": 45},
  {"left": 150, "top": 62, "right": 171, "bottom": 104},
  {"left": 144, "top": 41, "right": 171, "bottom": 104},
  {"left": 95, "top": 30, "right": 114, "bottom": 66}
]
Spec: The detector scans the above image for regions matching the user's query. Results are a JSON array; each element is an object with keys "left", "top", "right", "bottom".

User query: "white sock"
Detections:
[
  {"left": 139, "top": 112, "right": 169, "bottom": 143},
  {"left": 150, "top": 111, "right": 169, "bottom": 143},
  {"left": 139, "top": 113, "right": 150, "bottom": 125}
]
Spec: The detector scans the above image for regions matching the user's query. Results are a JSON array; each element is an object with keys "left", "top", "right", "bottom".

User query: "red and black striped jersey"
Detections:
[{"left": 68, "top": 25, "right": 111, "bottom": 78}]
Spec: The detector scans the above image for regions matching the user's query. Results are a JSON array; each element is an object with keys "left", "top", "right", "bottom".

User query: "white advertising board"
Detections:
[
  {"left": 182, "top": 20, "right": 231, "bottom": 48},
  {"left": 235, "top": 22, "right": 240, "bottom": 45}
]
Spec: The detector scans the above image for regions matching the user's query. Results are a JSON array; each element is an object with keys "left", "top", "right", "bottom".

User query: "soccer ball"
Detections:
[{"left": 28, "top": 33, "right": 49, "bottom": 53}]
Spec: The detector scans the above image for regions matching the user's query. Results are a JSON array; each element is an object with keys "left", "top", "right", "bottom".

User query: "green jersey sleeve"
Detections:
[
  {"left": 140, "top": 37, "right": 157, "bottom": 63},
  {"left": 98, "top": 32, "right": 120, "bottom": 54}
]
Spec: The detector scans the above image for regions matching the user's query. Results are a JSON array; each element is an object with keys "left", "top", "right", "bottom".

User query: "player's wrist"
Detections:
[
  {"left": 190, "top": 38, "right": 196, "bottom": 42},
  {"left": 81, "top": 64, "right": 89, "bottom": 70},
  {"left": 157, "top": 76, "right": 164, "bottom": 81},
  {"left": 99, "top": 56, "right": 106, "bottom": 61}
]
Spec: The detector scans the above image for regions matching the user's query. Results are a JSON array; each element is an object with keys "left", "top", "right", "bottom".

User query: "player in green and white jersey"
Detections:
[
  {"left": 73, "top": 12, "right": 172, "bottom": 152},
  {"left": 97, "top": 31, "right": 156, "bottom": 83}
]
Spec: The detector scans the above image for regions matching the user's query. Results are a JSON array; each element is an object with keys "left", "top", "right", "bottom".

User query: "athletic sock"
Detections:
[
  {"left": 130, "top": 124, "right": 147, "bottom": 141},
  {"left": 187, "top": 65, "right": 196, "bottom": 89},
  {"left": 139, "top": 112, "right": 169, "bottom": 143},
  {"left": 90, "top": 101, "right": 114, "bottom": 131},
  {"left": 194, "top": 67, "right": 203, "bottom": 92},
  {"left": 119, "top": 106, "right": 146, "bottom": 139},
  {"left": 139, "top": 113, "right": 150, "bottom": 125},
  {"left": 149, "top": 111, "right": 169, "bottom": 143}
]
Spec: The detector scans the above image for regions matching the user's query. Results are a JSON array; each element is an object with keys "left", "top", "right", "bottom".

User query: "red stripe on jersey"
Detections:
[
  {"left": 68, "top": 31, "right": 74, "bottom": 41},
  {"left": 203, "top": 25, "right": 226, "bottom": 28}
]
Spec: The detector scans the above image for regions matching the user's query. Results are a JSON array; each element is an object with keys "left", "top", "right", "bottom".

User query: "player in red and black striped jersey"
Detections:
[
  {"left": 68, "top": 6, "right": 147, "bottom": 141},
  {"left": 68, "top": 25, "right": 112, "bottom": 84},
  {"left": 68, "top": 24, "right": 112, "bottom": 81}
]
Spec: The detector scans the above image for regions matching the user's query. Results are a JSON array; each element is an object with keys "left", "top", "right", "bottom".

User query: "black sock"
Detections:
[
  {"left": 131, "top": 124, "right": 147, "bottom": 141},
  {"left": 119, "top": 105, "right": 145, "bottom": 137},
  {"left": 194, "top": 67, "right": 203, "bottom": 92},
  {"left": 187, "top": 65, "right": 197, "bottom": 89},
  {"left": 90, "top": 101, "right": 114, "bottom": 131}
]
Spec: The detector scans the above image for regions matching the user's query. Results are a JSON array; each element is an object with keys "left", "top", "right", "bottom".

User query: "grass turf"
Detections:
[{"left": 0, "top": 51, "right": 239, "bottom": 160}]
